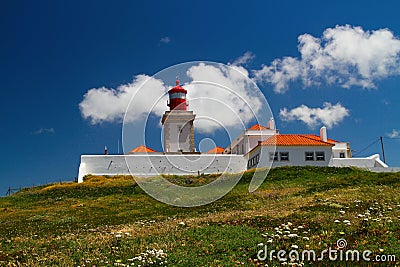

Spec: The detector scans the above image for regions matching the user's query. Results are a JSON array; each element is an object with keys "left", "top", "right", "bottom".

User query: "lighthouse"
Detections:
[{"left": 161, "top": 80, "right": 196, "bottom": 153}]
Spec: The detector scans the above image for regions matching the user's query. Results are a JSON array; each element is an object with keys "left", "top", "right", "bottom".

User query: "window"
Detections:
[
  {"left": 170, "top": 92, "right": 186, "bottom": 99},
  {"left": 316, "top": 151, "right": 325, "bottom": 161},
  {"left": 269, "top": 152, "right": 278, "bottom": 161},
  {"left": 339, "top": 152, "right": 345, "bottom": 158},
  {"left": 248, "top": 154, "right": 260, "bottom": 169},
  {"left": 280, "top": 152, "right": 289, "bottom": 161},
  {"left": 305, "top": 152, "right": 314, "bottom": 161}
]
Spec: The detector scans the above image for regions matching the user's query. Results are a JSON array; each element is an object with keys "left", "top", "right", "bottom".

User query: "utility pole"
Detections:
[{"left": 380, "top": 136, "right": 386, "bottom": 164}]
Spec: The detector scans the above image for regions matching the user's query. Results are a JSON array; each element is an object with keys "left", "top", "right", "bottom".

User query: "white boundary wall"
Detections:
[
  {"left": 78, "top": 154, "right": 247, "bottom": 183},
  {"left": 329, "top": 154, "right": 388, "bottom": 168}
]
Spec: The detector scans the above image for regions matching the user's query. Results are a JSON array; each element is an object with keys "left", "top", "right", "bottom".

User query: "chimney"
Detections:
[
  {"left": 104, "top": 146, "right": 108, "bottom": 155},
  {"left": 268, "top": 117, "right": 275, "bottom": 130},
  {"left": 320, "top": 126, "right": 327, "bottom": 142}
]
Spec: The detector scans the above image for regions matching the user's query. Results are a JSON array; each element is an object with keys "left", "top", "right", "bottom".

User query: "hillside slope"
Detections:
[{"left": 0, "top": 167, "right": 399, "bottom": 266}]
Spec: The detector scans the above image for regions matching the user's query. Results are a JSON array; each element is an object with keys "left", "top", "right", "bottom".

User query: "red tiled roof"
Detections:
[
  {"left": 129, "top": 145, "right": 157, "bottom": 153},
  {"left": 205, "top": 146, "right": 225, "bottom": 154},
  {"left": 248, "top": 124, "right": 268, "bottom": 131},
  {"left": 301, "top": 134, "right": 338, "bottom": 145},
  {"left": 261, "top": 134, "right": 335, "bottom": 146}
]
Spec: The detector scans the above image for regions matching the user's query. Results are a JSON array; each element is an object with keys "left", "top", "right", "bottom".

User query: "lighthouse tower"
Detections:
[{"left": 161, "top": 80, "right": 196, "bottom": 153}]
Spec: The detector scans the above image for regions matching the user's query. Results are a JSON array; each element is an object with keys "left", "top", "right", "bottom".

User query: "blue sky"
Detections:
[{"left": 1, "top": 0, "right": 400, "bottom": 195}]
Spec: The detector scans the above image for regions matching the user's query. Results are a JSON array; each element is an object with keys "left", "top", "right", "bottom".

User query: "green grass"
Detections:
[{"left": 1, "top": 167, "right": 400, "bottom": 266}]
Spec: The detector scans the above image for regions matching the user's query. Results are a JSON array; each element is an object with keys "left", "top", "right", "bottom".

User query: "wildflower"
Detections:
[
  {"left": 334, "top": 220, "right": 340, "bottom": 223},
  {"left": 302, "top": 237, "right": 310, "bottom": 241},
  {"left": 291, "top": 245, "right": 298, "bottom": 249},
  {"left": 339, "top": 210, "right": 345, "bottom": 214},
  {"left": 178, "top": 222, "right": 185, "bottom": 226}
]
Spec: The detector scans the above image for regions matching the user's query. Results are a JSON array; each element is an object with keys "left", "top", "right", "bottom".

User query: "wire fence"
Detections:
[{"left": 4, "top": 178, "right": 77, "bottom": 197}]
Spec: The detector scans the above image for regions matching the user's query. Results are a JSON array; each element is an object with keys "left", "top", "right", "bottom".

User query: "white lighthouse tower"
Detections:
[{"left": 161, "top": 80, "right": 196, "bottom": 153}]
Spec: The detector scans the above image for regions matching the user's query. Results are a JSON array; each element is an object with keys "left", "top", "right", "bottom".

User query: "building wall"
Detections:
[
  {"left": 78, "top": 154, "right": 247, "bottom": 183},
  {"left": 332, "top": 142, "right": 351, "bottom": 158},
  {"left": 247, "top": 145, "right": 333, "bottom": 169},
  {"left": 162, "top": 111, "right": 195, "bottom": 152},
  {"left": 228, "top": 129, "right": 276, "bottom": 155}
]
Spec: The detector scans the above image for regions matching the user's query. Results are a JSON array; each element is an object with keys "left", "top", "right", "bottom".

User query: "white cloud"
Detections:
[
  {"left": 79, "top": 75, "right": 167, "bottom": 124},
  {"left": 388, "top": 129, "right": 400, "bottom": 138},
  {"left": 160, "top": 36, "right": 171, "bottom": 44},
  {"left": 253, "top": 25, "right": 400, "bottom": 93},
  {"left": 280, "top": 102, "right": 349, "bottom": 128},
  {"left": 232, "top": 51, "right": 255, "bottom": 66},
  {"left": 79, "top": 63, "right": 265, "bottom": 133},
  {"left": 185, "top": 63, "right": 263, "bottom": 133},
  {"left": 33, "top": 128, "right": 55, "bottom": 135}
]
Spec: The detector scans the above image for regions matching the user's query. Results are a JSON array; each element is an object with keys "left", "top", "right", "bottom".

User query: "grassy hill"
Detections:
[{"left": 0, "top": 167, "right": 400, "bottom": 266}]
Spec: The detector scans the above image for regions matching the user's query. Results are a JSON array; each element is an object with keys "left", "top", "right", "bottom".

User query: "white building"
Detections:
[
  {"left": 243, "top": 126, "right": 387, "bottom": 170},
  {"left": 224, "top": 120, "right": 278, "bottom": 155}
]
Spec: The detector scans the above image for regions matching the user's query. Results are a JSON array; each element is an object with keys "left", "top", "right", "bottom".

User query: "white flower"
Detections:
[
  {"left": 343, "top": 220, "right": 350, "bottom": 224},
  {"left": 339, "top": 210, "right": 345, "bottom": 214},
  {"left": 291, "top": 244, "right": 298, "bottom": 249},
  {"left": 302, "top": 237, "right": 310, "bottom": 241},
  {"left": 334, "top": 220, "right": 341, "bottom": 223}
]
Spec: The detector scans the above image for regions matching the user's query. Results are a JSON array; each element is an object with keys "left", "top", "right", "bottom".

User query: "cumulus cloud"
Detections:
[
  {"left": 160, "top": 36, "right": 171, "bottom": 44},
  {"left": 32, "top": 128, "right": 55, "bottom": 135},
  {"left": 185, "top": 63, "right": 263, "bottom": 133},
  {"left": 253, "top": 25, "right": 400, "bottom": 93},
  {"left": 280, "top": 102, "right": 349, "bottom": 128},
  {"left": 388, "top": 129, "right": 400, "bottom": 138},
  {"left": 79, "top": 63, "right": 265, "bottom": 133},
  {"left": 79, "top": 75, "right": 167, "bottom": 124},
  {"left": 232, "top": 51, "right": 255, "bottom": 66}
]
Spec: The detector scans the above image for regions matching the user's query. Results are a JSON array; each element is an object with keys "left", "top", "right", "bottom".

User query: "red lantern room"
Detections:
[{"left": 167, "top": 80, "right": 187, "bottom": 110}]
